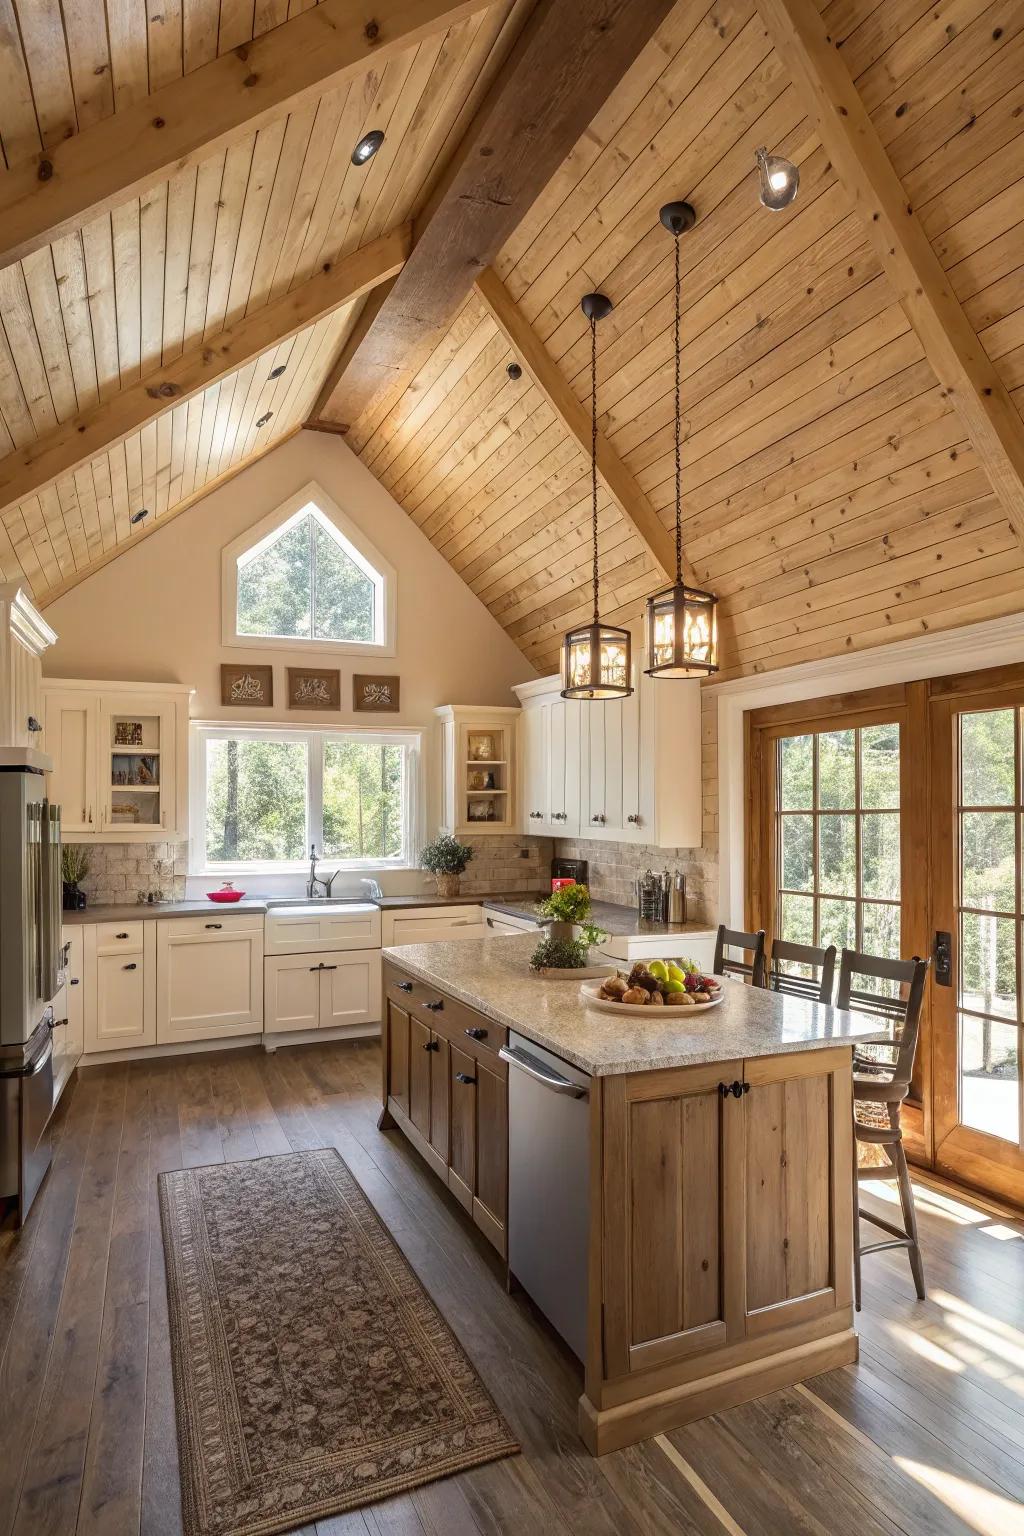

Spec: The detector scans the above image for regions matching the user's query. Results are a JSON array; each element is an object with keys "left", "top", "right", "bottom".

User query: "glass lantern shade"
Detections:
[
  {"left": 644, "top": 581, "right": 719, "bottom": 678},
  {"left": 561, "top": 621, "right": 633, "bottom": 700}
]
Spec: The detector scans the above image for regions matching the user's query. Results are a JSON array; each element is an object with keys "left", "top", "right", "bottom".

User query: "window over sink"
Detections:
[
  {"left": 221, "top": 482, "right": 396, "bottom": 654},
  {"left": 191, "top": 725, "right": 421, "bottom": 873}
]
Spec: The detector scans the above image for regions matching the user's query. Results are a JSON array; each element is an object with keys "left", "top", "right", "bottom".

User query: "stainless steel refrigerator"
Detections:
[{"left": 0, "top": 764, "right": 62, "bottom": 1223}]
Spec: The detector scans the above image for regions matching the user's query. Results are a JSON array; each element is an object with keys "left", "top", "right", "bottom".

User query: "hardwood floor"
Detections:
[{"left": 1, "top": 1039, "right": 1022, "bottom": 1536}]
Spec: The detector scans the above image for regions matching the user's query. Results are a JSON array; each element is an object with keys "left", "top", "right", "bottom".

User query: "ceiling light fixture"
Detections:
[
  {"left": 351, "top": 129, "right": 385, "bottom": 166},
  {"left": 130, "top": 508, "right": 149, "bottom": 525},
  {"left": 560, "top": 292, "right": 633, "bottom": 702},
  {"left": 755, "top": 145, "right": 799, "bottom": 210},
  {"left": 644, "top": 201, "right": 718, "bottom": 680}
]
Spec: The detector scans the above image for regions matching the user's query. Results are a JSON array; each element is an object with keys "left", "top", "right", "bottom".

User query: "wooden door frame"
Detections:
[{"left": 745, "top": 664, "right": 1024, "bottom": 1210}]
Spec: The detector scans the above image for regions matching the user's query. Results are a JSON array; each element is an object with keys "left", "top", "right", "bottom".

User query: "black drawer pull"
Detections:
[
  {"left": 465, "top": 1026, "right": 487, "bottom": 1040},
  {"left": 423, "top": 999, "right": 444, "bottom": 1012},
  {"left": 310, "top": 962, "right": 338, "bottom": 971},
  {"left": 718, "top": 1080, "right": 749, "bottom": 1099},
  {"left": 422, "top": 1039, "right": 440, "bottom": 1052},
  {"left": 205, "top": 922, "right": 222, "bottom": 930},
  {"left": 397, "top": 980, "right": 413, "bottom": 993},
  {"left": 115, "top": 931, "right": 129, "bottom": 939},
  {"left": 455, "top": 1072, "right": 476, "bottom": 1085},
  {"left": 69, "top": 978, "right": 79, "bottom": 986},
  {"left": 123, "top": 962, "right": 138, "bottom": 971}
]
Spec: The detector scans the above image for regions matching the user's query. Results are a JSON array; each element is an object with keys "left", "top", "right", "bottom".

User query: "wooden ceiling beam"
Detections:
[
  {"left": 0, "top": 0, "right": 491, "bottom": 270},
  {"left": 315, "top": 0, "right": 679, "bottom": 434},
  {"left": 0, "top": 226, "right": 410, "bottom": 517},
  {"left": 756, "top": 0, "right": 1024, "bottom": 544},
  {"left": 475, "top": 266, "right": 677, "bottom": 582}
]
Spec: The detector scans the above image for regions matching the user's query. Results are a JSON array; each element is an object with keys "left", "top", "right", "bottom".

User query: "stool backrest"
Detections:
[
  {"left": 713, "top": 925, "right": 767, "bottom": 988},
  {"left": 837, "top": 949, "right": 929, "bottom": 1096},
  {"left": 769, "top": 939, "right": 837, "bottom": 1004}
]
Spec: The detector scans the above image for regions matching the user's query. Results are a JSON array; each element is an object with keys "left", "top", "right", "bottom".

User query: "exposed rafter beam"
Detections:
[
  {"left": 0, "top": 226, "right": 410, "bottom": 515},
  {"left": 475, "top": 266, "right": 678, "bottom": 582},
  {"left": 0, "top": 0, "right": 490, "bottom": 270},
  {"left": 757, "top": 0, "right": 1024, "bottom": 543},
  {"left": 316, "top": 0, "right": 678, "bottom": 434}
]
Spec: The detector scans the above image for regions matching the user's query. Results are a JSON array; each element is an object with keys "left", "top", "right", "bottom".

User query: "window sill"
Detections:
[{"left": 220, "top": 633, "right": 396, "bottom": 658}]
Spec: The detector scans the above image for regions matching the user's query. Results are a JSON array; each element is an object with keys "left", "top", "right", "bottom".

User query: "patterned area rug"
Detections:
[{"left": 159, "top": 1149, "right": 518, "bottom": 1536}]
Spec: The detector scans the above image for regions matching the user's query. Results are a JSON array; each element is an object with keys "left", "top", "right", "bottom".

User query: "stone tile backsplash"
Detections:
[
  {"left": 456, "top": 834, "right": 554, "bottom": 894},
  {"left": 553, "top": 836, "right": 717, "bottom": 926},
  {"left": 76, "top": 841, "right": 189, "bottom": 906}
]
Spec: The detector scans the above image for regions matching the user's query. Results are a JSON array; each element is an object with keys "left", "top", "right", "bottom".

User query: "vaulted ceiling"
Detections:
[{"left": 0, "top": 0, "right": 1022, "bottom": 683}]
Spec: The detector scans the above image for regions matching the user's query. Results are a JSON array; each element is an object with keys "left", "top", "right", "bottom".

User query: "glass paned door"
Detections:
[
  {"left": 775, "top": 723, "right": 901, "bottom": 971},
  {"left": 956, "top": 708, "right": 1022, "bottom": 1147}
]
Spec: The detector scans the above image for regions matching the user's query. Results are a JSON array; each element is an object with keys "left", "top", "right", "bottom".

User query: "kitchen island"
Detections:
[{"left": 381, "top": 934, "right": 883, "bottom": 1454}]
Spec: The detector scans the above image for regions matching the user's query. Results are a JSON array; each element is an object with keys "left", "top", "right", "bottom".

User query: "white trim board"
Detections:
[{"left": 707, "top": 611, "right": 1024, "bottom": 927}]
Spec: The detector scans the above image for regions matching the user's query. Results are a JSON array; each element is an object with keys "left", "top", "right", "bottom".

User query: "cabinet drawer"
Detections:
[
  {"left": 165, "top": 912, "right": 265, "bottom": 939},
  {"left": 384, "top": 966, "right": 506, "bottom": 1061},
  {"left": 95, "top": 920, "right": 145, "bottom": 951},
  {"left": 382, "top": 906, "right": 483, "bottom": 946}
]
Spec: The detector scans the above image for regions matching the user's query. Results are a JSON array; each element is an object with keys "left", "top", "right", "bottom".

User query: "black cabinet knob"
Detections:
[
  {"left": 422, "top": 1040, "right": 440, "bottom": 1052},
  {"left": 397, "top": 980, "right": 413, "bottom": 993},
  {"left": 424, "top": 999, "right": 443, "bottom": 1012},
  {"left": 123, "top": 962, "right": 137, "bottom": 971},
  {"left": 116, "top": 931, "right": 129, "bottom": 939},
  {"left": 69, "top": 978, "right": 79, "bottom": 986},
  {"left": 718, "top": 1080, "right": 749, "bottom": 1099},
  {"left": 455, "top": 1072, "right": 476, "bottom": 1085},
  {"left": 465, "top": 1026, "right": 487, "bottom": 1040}
]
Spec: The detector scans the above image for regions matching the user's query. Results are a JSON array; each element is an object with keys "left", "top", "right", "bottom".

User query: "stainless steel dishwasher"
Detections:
[{"left": 499, "top": 1032, "right": 591, "bottom": 1361}]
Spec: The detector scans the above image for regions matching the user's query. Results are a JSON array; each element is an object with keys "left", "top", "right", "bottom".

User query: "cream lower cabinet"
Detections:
[
  {"left": 156, "top": 915, "right": 263, "bottom": 1044},
  {"left": 265, "top": 950, "right": 382, "bottom": 1036},
  {"left": 84, "top": 921, "right": 156, "bottom": 1052}
]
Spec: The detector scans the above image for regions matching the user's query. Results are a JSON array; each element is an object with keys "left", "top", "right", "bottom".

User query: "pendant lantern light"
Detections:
[
  {"left": 560, "top": 293, "right": 633, "bottom": 701},
  {"left": 645, "top": 202, "right": 719, "bottom": 680}
]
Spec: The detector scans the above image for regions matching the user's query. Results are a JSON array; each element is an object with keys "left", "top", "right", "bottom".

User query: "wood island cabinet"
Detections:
[{"left": 381, "top": 962, "right": 508, "bottom": 1257}]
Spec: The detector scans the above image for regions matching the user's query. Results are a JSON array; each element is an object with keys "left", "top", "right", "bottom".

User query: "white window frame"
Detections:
[
  {"left": 190, "top": 722, "right": 422, "bottom": 875},
  {"left": 221, "top": 481, "right": 397, "bottom": 655}
]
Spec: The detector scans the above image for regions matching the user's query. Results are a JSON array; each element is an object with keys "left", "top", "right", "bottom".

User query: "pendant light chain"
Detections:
[
  {"left": 590, "top": 312, "right": 600, "bottom": 626},
  {"left": 673, "top": 229, "right": 683, "bottom": 586}
]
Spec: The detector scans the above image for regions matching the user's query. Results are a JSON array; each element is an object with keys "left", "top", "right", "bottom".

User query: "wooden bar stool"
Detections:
[
  {"left": 837, "top": 948, "right": 930, "bottom": 1310},
  {"left": 768, "top": 938, "right": 837, "bottom": 1004},
  {"left": 713, "top": 925, "right": 767, "bottom": 988}
]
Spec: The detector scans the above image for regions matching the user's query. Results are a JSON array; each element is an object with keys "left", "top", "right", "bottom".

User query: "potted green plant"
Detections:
[
  {"left": 61, "top": 845, "right": 90, "bottom": 910},
  {"left": 421, "top": 833, "right": 474, "bottom": 898},
  {"left": 530, "top": 882, "right": 607, "bottom": 972}
]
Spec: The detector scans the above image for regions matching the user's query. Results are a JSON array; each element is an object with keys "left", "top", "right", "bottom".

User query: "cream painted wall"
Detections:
[{"left": 43, "top": 429, "right": 536, "bottom": 717}]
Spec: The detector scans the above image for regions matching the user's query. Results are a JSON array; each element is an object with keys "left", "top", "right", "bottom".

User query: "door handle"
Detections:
[
  {"left": 464, "top": 1026, "right": 487, "bottom": 1040},
  {"left": 423, "top": 999, "right": 443, "bottom": 1012},
  {"left": 123, "top": 962, "right": 138, "bottom": 971},
  {"left": 934, "top": 930, "right": 952, "bottom": 987},
  {"left": 422, "top": 1040, "right": 439, "bottom": 1051},
  {"left": 397, "top": 980, "right": 413, "bottom": 992},
  {"left": 309, "top": 963, "right": 338, "bottom": 971},
  {"left": 205, "top": 922, "right": 222, "bottom": 930},
  {"left": 454, "top": 1072, "right": 476, "bottom": 1085},
  {"left": 69, "top": 978, "right": 79, "bottom": 986},
  {"left": 718, "top": 1080, "right": 749, "bottom": 1099},
  {"left": 116, "top": 931, "right": 129, "bottom": 939}
]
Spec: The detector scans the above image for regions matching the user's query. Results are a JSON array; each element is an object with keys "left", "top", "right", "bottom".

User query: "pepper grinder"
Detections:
[{"left": 668, "top": 870, "right": 686, "bottom": 924}]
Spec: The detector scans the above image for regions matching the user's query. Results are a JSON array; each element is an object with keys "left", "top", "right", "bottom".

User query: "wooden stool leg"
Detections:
[
  {"left": 893, "top": 1141, "right": 926, "bottom": 1300},
  {"left": 852, "top": 1137, "right": 862, "bottom": 1312}
]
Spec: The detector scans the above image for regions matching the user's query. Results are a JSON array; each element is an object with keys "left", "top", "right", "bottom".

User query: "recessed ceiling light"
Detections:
[
  {"left": 130, "top": 508, "right": 149, "bottom": 525},
  {"left": 507, "top": 362, "right": 522, "bottom": 380},
  {"left": 755, "top": 145, "right": 799, "bottom": 210},
  {"left": 351, "top": 129, "right": 384, "bottom": 166},
  {"left": 269, "top": 365, "right": 287, "bottom": 379},
  {"left": 256, "top": 412, "right": 274, "bottom": 429}
]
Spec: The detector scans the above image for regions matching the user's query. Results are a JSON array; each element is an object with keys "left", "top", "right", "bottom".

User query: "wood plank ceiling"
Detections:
[
  {"left": 335, "top": 0, "right": 1024, "bottom": 678},
  {"left": 0, "top": 0, "right": 520, "bottom": 597}
]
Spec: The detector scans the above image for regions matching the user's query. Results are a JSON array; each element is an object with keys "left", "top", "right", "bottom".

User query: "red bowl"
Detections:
[{"left": 207, "top": 889, "right": 245, "bottom": 903}]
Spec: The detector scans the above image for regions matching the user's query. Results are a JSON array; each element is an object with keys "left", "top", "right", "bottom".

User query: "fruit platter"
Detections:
[{"left": 580, "top": 958, "right": 723, "bottom": 1015}]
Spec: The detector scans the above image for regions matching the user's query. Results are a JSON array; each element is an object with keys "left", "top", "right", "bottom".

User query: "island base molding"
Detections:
[{"left": 579, "top": 1322, "right": 858, "bottom": 1455}]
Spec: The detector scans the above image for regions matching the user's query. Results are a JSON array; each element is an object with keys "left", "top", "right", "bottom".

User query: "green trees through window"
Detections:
[
  {"left": 203, "top": 732, "right": 408, "bottom": 867},
  {"left": 236, "top": 509, "right": 376, "bottom": 643}
]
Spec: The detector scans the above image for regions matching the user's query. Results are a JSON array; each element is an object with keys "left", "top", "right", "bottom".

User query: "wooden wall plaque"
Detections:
[
  {"left": 353, "top": 674, "right": 400, "bottom": 712},
  {"left": 287, "top": 667, "right": 341, "bottom": 710},
  {"left": 221, "top": 663, "right": 273, "bottom": 707}
]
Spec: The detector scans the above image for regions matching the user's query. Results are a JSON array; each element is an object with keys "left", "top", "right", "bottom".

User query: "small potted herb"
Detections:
[
  {"left": 421, "top": 833, "right": 474, "bottom": 898},
  {"left": 61, "top": 845, "right": 90, "bottom": 910},
  {"left": 530, "top": 882, "right": 607, "bottom": 972}
]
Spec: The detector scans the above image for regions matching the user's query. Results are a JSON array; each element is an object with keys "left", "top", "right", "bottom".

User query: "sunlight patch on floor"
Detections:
[
  {"left": 892, "top": 1325, "right": 965, "bottom": 1373},
  {"left": 894, "top": 1460, "right": 1024, "bottom": 1535}
]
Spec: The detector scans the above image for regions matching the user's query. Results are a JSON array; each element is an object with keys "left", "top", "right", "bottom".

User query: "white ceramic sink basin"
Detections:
[{"left": 267, "top": 900, "right": 378, "bottom": 919}]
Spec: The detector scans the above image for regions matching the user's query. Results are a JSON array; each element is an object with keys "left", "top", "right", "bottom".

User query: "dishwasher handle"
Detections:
[{"left": 499, "top": 1044, "right": 588, "bottom": 1099}]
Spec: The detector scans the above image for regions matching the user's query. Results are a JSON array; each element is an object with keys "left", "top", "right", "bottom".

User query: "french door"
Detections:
[{"left": 748, "top": 670, "right": 1024, "bottom": 1208}]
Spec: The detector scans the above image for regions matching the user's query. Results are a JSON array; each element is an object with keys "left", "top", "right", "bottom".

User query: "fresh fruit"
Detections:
[
  {"left": 621, "top": 987, "right": 648, "bottom": 1006},
  {"left": 664, "top": 984, "right": 686, "bottom": 998},
  {"left": 648, "top": 989, "right": 664, "bottom": 1005},
  {"left": 604, "top": 975, "right": 629, "bottom": 999},
  {"left": 667, "top": 962, "right": 686, "bottom": 985},
  {"left": 676, "top": 993, "right": 695, "bottom": 1006},
  {"left": 648, "top": 960, "right": 669, "bottom": 983},
  {"left": 691, "top": 991, "right": 710, "bottom": 1003}
]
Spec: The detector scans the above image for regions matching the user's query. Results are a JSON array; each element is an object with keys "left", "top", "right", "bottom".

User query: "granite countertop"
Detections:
[
  {"left": 382, "top": 933, "right": 883, "bottom": 1077},
  {"left": 481, "top": 895, "right": 713, "bottom": 937},
  {"left": 62, "top": 899, "right": 270, "bottom": 924}
]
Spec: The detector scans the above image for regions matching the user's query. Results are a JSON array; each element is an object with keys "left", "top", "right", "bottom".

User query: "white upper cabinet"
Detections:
[
  {"left": 436, "top": 706, "right": 519, "bottom": 837},
  {"left": 515, "top": 661, "right": 702, "bottom": 849},
  {"left": 41, "top": 679, "right": 192, "bottom": 842},
  {"left": 0, "top": 583, "right": 55, "bottom": 759}
]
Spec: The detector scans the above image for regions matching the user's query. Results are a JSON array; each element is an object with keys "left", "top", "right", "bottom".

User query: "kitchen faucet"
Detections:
[{"left": 307, "top": 844, "right": 339, "bottom": 899}]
